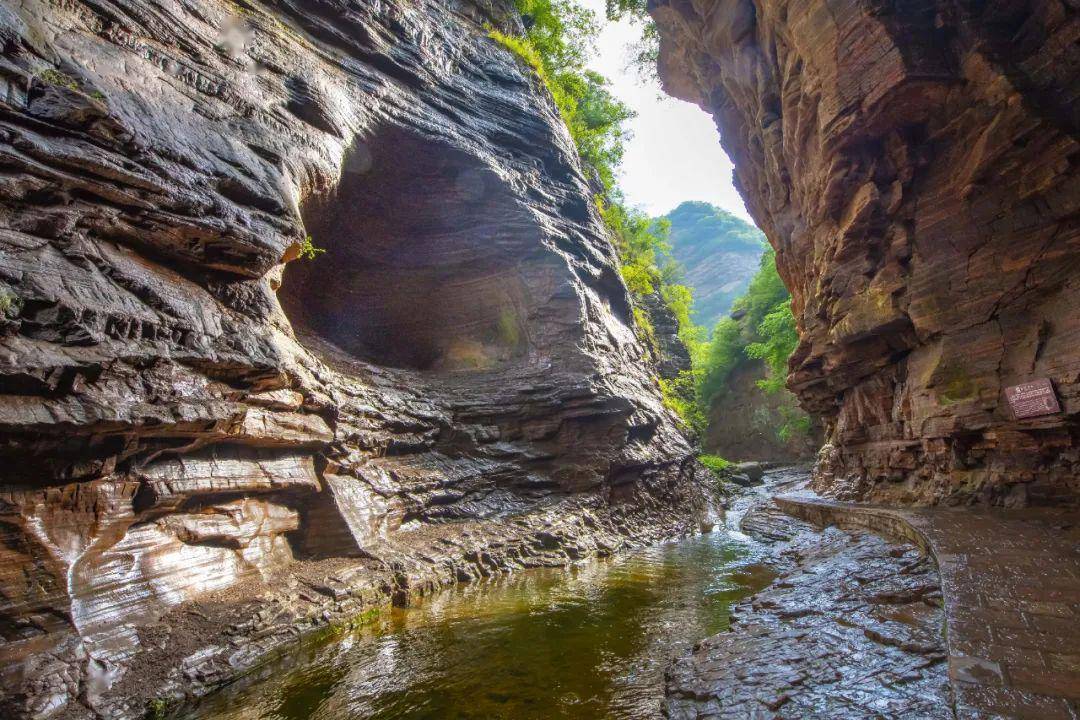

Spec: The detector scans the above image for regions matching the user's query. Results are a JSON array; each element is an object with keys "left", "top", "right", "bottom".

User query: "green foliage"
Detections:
[
  {"left": 663, "top": 201, "right": 767, "bottom": 328},
  {"left": 660, "top": 283, "right": 706, "bottom": 348},
  {"left": 488, "top": 29, "right": 548, "bottom": 78},
  {"left": 631, "top": 305, "right": 656, "bottom": 349},
  {"left": 665, "top": 201, "right": 766, "bottom": 253},
  {"left": 36, "top": 68, "right": 79, "bottom": 90},
  {"left": 601, "top": 200, "right": 663, "bottom": 335},
  {"left": 745, "top": 298, "right": 798, "bottom": 394},
  {"left": 491, "top": 1, "right": 633, "bottom": 191},
  {"left": 603, "top": 0, "right": 660, "bottom": 79},
  {"left": 620, "top": 263, "right": 655, "bottom": 296},
  {"left": 777, "top": 406, "right": 812, "bottom": 442},
  {"left": 730, "top": 249, "right": 790, "bottom": 330},
  {"left": 697, "top": 453, "right": 731, "bottom": 478},
  {"left": 34, "top": 68, "right": 107, "bottom": 104},
  {"left": 0, "top": 286, "right": 22, "bottom": 319},
  {"left": 598, "top": 199, "right": 709, "bottom": 432},
  {"left": 298, "top": 234, "right": 325, "bottom": 261},
  {"left": 695, "top": 250, "right": 787, "bottom": 405},
  {"left": 147, "top": 698, "right": 169, "bottom": 720},
  {"left": 660, "top": 370, "right": 705, "bottom": 434},
  {"left": 694, "top": 316, "right": 744, "bottom": 405},
  {"left": 692, "top": 249, "right": 812, "bottom": 442},
  {"left": 607, "top": 206, "right": 681, "bottom": 301}
]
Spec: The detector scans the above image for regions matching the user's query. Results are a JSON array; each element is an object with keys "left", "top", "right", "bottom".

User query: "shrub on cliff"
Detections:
[
  {"left": 600, "top": 203, "right": 693, "bottom": 332},
  {"left": 298, "top": 234, "right": 325, "bottom": 261},
  {"left": 490, "top": 1, "right": 631, "bottom": 190}
]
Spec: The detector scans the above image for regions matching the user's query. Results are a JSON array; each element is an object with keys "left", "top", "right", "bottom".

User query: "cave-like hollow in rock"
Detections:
[{"left": 281, "top": 124, "right": 539, "bottom": 375}]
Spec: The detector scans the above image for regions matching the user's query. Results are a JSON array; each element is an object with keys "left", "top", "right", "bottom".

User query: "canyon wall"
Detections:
[
  {"left": 652, "top": 0, "right": 1080, "bottom": 505},
  {"left": 0, "top": 1, "right": 706, "bottom": 716},
  {"left": 704, "top": 360, "right": 819, "bottom": 462}
]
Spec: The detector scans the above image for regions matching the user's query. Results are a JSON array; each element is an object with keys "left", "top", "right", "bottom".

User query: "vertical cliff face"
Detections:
[
  {"left": 0, "top": 1, "right": 705, "bottom": 716},
  {"left": 705, "top": 360, "right": 820, "bottom": 462},
  {"left": 652, "top": 0, "right": 1080, "bottom": 506}
]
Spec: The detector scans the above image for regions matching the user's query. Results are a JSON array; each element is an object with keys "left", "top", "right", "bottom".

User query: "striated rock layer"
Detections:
[
  {"left": 652, "top": 0, "right": 1080, "bottom": 505},
  {"left": 0, "top": 0, "right": 707, "bottom": 716}
]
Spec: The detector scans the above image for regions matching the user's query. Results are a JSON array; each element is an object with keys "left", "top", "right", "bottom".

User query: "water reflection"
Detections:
[{"left": 189, "top": 531, "right": 773, "bottom": 720}]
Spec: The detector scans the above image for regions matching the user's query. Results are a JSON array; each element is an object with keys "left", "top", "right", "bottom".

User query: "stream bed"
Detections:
[{"left": 186, "top": 493, "right": 779, "bottom": 720}]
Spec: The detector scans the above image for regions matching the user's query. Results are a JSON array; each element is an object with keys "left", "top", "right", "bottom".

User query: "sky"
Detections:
[{"left": 576, "top": 0, "right": 753, "bottom": 222}]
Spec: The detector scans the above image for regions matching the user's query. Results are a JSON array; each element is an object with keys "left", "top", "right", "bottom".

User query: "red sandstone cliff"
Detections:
[{"left": 652, "top": 0, "right": 1080, "bottom": 506}]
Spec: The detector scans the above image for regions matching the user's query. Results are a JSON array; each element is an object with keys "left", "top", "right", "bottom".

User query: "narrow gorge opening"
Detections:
[{"left": 280, "top": 123, "right": 535, "bottom": 373}]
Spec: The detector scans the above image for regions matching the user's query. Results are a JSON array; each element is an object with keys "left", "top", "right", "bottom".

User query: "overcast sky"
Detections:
[{"left": 576, "top": 0, "right": 753, "bottom": 222}]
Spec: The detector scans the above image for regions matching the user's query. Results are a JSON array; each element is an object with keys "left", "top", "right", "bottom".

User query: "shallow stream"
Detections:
[{"left": 187, "top": 481, "right": 786, "bottom": 720}]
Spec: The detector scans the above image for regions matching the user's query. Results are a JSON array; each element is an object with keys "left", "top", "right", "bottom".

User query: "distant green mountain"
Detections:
[{"left": 662, "top": 201, "right": 767, "bottom": 330}]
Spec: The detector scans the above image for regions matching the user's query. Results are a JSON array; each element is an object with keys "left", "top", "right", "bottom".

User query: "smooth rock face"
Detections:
[
  {"left": 652, "top": 0, "right": 1080, "bottom": 505},
  {"left": 0, "top": 1, "right": 704, "bottom": 716}
]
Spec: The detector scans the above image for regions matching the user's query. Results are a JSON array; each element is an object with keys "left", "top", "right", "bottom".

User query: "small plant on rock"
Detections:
[
  {"left": 0, "top": 286, "right": 22, "bottom": 320},
  {"left": 697, "top": 454, "right": 731, "bottom": 478},
  {"left": 36, "top": 68, "right": 80, "bottom": 91},
  {"left": 147, "top": 698, "right": 169, "bottom": 719},
  {"left": 298, "top": 234, "right": 325, "bottom": 261}
]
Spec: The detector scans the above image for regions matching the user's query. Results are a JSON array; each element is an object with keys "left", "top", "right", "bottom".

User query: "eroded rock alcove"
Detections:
[{"left": 282, "top": 125, "right": 533, "bottom": 373}]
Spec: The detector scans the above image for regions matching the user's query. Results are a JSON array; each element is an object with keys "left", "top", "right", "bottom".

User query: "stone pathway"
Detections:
[{"left": 775, "top": 492, "right": 1080, "bottom": 719}]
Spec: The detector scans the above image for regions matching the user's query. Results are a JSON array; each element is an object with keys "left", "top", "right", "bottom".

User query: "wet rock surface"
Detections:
[
  {"left": 777, "top": 491, "right": 1080, "bottom": 719},
  {"left": 651, "top": 0, "right": 1080, "bottom": 506},
  {"left": 0, "top": 1, "right": 705, "bottom": 717},
  {"left": 666, "top": 484, "right": 952, "bottom": 718},
  {"left": 96, "top": 493, "right": 698, "bottom": 720}
]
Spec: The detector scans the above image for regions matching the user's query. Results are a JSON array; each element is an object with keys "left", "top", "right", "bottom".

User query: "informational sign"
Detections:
[{"left": 1004, "top": 378, "right": 1061, "bottom": 419}]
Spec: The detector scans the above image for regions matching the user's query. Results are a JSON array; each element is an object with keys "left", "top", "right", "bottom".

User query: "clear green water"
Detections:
[{"left": 188, "top": 531, "right": 773, "bottom": 720}]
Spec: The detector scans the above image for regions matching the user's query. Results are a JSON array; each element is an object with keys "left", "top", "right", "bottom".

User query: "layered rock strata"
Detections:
[
  {"left": 640, "top": 289, "right": 692, "bottom": 382},
  {"left": 0, "top": 1, "right": 705, "bottom": 716},
  {"left": 652, "top": 0, "right": 1080, "bottom": 505}
]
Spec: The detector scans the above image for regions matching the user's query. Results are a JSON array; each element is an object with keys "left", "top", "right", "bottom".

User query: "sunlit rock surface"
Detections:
[
  {"left": 652, "top": 0, "right": 1080, "bottom": 505},
  {"left": 0, "top": 1, "right": 707, "bottom": 716}
]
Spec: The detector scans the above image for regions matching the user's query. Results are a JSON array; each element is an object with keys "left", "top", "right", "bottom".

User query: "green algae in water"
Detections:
[{"left": 187, "top": 532, "right": 773, "bottom": 720}]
